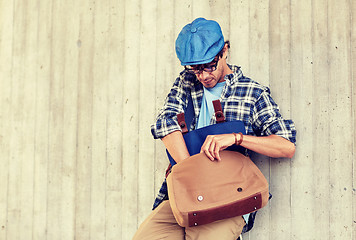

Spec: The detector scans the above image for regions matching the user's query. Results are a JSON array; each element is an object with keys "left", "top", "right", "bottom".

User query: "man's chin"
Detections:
[{"left": 202, "top": 80, "right": 216, "bottom": 88}]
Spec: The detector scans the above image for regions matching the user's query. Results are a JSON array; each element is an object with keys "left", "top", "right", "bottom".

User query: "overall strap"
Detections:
[
  {"left": 184, "top": 92, "right": 195, "bottom": 131},
  {"left": 178, "top": 96, "right": 226, "bottom": 133},
  {"left": 177, "top": 113, "right": 188, "bottom": 134},
  {"left": 213, "top": 100, "right": 225, "bottom": 123},
  {"left": 177, "top": 93, "right": 194, "bottom": 134}
]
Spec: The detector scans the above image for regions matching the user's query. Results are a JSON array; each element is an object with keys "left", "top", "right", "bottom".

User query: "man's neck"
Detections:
[{"left": 219, "top": 63, "right": 233, "bottom": 83}]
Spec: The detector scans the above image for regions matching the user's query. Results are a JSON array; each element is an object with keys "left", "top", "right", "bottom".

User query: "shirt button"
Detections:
[{"left": 191, "top": 27, "right": 197, "bottom": 33}]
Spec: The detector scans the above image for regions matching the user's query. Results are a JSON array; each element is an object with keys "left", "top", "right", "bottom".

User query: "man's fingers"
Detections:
[
  {"left": 214, "top": 143, "right": 221, "bottom": 161},
  {"left": 201, "top": 135, "right": 233, "bottom": 161},
  {"left": 200, "top": 136, "right": 216, "bottom": 161},
  {"left": 215, "top": 151, "right": 221, "bottom": 161},
  {"left": 208, "top": 140, "right": 216, "bottom": 159},
  {"left": 200, "top": 135, "right": 211, "bottom": 152},
  {"left": 203, "top": 148, "right": 215, "bottom": 161}
]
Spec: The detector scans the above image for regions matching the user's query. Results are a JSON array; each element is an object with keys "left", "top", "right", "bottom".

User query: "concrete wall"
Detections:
[{"left": 0, "top": 0, "right": 355, "bottom": 239}]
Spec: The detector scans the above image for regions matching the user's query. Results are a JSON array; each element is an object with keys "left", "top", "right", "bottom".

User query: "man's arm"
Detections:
[
  {"left": 241, "top": 134, "right": 295, "bottom": 158},
  {"left": 201, "top": 133, "right": 295, "bottom": 161},
  {"left": 161, "top": 130, "right": 190, "bottom": 164}
]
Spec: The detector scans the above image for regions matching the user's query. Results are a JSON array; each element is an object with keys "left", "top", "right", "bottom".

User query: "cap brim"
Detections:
[{"left": 181, "top": 56, "right": 215, "bottom": 66}]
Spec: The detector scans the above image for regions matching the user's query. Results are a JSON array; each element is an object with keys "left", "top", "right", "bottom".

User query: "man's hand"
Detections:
[{"left": 200, "top": 133, "right": 238, "bottom": 161}]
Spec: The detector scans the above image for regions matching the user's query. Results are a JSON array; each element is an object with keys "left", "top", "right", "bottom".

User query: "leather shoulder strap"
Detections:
[
  {"left": 177, "top": 93, "right": 194, "bottom": 134},
  {"left": 213, "top": 100, "right": 225, "bottom": 123},
  {"left": 177, "top": 113, "right": 188, "bottom": 134}
]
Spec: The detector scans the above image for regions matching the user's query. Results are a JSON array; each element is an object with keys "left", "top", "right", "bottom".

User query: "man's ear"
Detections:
[{"left": 222, "top": 43, "right": 229, "bottom": 59}]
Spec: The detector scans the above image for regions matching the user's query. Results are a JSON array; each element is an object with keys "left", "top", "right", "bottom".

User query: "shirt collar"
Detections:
[{"left": 225, "top": 64, "right": 243, "bottom": 86}]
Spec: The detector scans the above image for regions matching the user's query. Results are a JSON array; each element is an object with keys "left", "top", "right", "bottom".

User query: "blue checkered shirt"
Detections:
[{"left": 150, "top": 65, "right": 296, "bottom": 233}]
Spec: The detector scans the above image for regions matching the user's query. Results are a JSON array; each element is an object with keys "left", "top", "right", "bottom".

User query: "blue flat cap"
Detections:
[{"left": 175, "top": 18, "right": 225, "bottom": 66}]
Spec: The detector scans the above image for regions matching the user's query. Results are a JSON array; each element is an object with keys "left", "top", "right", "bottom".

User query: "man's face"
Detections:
[
  {"left": 195, "top": 61, "right": 224, "bottom": 88},
  {"left": 185, "top": 57, "right": 225, "bottom": 88}
]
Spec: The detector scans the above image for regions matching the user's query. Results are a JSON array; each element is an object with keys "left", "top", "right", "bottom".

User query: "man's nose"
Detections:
[{"left": 197, "top": 71, "right": 209, "bottom": 80}]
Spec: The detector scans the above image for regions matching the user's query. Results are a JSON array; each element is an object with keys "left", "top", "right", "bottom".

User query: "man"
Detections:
[{"left": 133, "top": 18, "right": 296, "bottom": 240}]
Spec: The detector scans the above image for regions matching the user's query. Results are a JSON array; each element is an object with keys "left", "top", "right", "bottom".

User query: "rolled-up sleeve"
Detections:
[
  {"left": 151, "top": 76, "right": 189, "bottom": 139},
  {"left": 251, "top": 88, "right": 297, "bottom": 144},
  {"left": 151, "top": 111, "right": 182, "bottom": 139}
]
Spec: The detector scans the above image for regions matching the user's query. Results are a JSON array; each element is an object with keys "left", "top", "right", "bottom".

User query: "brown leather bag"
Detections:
[{"left": 166, "top": 150, "right": 269, "bottom": 227}]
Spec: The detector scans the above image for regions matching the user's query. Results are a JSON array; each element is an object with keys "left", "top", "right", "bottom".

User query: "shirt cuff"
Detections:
[{"left": 151, "top": 118, "right": 182, "bottom": 139}]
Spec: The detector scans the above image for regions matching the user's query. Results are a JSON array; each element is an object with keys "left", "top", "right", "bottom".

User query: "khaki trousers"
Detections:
[{"left": 132, "top": 200, "right": 245, "bottom": 240}]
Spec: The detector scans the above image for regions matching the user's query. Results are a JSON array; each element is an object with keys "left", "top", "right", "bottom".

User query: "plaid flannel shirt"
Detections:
[{"left": 150, "top": 65, "right": 296, "bottom": 233}]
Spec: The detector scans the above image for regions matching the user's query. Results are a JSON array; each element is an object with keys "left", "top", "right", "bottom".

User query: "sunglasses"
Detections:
[{"left": 184, "top": 57, "right": 220, "bottom": 75}]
